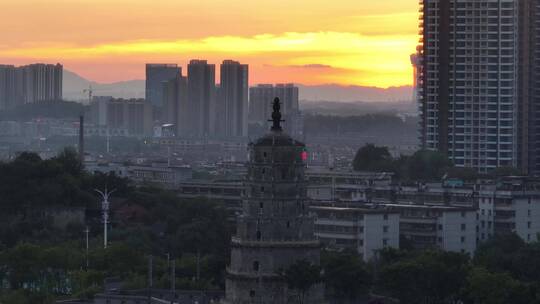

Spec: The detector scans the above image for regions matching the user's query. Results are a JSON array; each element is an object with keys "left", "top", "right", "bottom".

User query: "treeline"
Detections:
[
  {"left": 304, "top": 114, "right": 417, "bottom": 136},
  {"left": 352, "top": 144, "right": 521, "bottom": 181},
  {"left": 375, "top": 234, "right": 540, "bottom": 303},
  {"left": 0, "top": 150, "right": 232, "bottom": 302},
  {"left": 0, "top": 100, "right": 86, "bottom": 121}
]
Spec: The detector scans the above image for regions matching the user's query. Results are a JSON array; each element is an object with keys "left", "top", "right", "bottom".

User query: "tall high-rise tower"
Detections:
[
  {"left": 188, "top": 60, "right": 216, "bottom": 138},
  {"left": 218, "top": 60, "right": 248, "bottom": 138},
  {"left": 224, "top": 98, "right": 324, "bottom": 304},
  {"left": 419, "top": 0, "right": 540, "bottom": 174},
  {"left": 145, "top": 64, "right": 180, "bottom": 108}
]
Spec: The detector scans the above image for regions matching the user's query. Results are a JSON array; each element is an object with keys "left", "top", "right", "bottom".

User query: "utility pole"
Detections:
[
  {"left": 171, "top": 258, "right": 176, "bottom": 302},
  {"left": 84, "top": 226, "right": 90, "bottom": 270},
  {"left": 196, "top": 250, "right": 201, "bottom": 281},
  {"left": 148, "top": 255, "right": 153, "bottom": 303},
  {"left": 94, "top": 188, "right": 116, "bottom": 249}
]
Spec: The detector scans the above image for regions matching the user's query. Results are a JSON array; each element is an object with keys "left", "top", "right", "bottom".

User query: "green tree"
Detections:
[
  {"left": 321, "top": 251, "right": 370, "bottom": 300},
  {"left": 464, "top": 267, "right": 535, "bottom": 304},
  {"left": 405, "top": 150, "right": 453, "bottom": 181},
  {"left": 280, "top": 259, "right": 321, "bottom": 304},
  {"left": 352, "top": 144, "right": 393, "bottom": 172},
  {"left": 378, "top": 250, "right": 469, "bottom": 303}
]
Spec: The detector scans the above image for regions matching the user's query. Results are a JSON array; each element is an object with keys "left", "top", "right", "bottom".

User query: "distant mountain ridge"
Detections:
[
  {"left": 63, "top": 70, "right": 145, "bottom": 101},
  {"left": 63, "top": 69, "right": 413, "bottom": 103}
]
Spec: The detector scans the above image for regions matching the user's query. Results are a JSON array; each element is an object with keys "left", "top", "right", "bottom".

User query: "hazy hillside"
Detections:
[
  {"left": 297, "top": 84, "right": 413, "bottom": 102},
  {"left": 63, "top": 70, "right": 144, "bottom": 101},
  {"left": 63, "top": 70, "right": 413, "bottom": 104}
]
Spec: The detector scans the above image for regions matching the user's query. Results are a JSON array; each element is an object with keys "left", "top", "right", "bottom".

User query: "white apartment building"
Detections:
[
  {"left": 381, "top": 203, "right": 477, "bottom": 255},
  {"left": 310, "top": 205, "right": 400, "bottom": 262},
  {"left": 478, "top": 184, "right": 540, "bottom": 243}
]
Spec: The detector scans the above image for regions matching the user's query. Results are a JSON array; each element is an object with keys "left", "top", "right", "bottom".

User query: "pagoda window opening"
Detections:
[{"left": 256, "top": 230, "right": 262, "bottom": 240}]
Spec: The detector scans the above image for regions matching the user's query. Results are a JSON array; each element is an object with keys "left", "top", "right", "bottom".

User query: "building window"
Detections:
[
  {"left": 359, "top": 239, "right": 364, "bottom": 246},
  {"left": 383, "top": 214, "right": 388, "bottom": 220},
  {"left": 438, "top": 224, "right": 443, "bottom": 231},
  {"left": 528, "top": 210, "right": 531, "bottom": 217},
  {"left": 253, "top": 261, "right": 260, "bottom": 271},
  {"left": 528, "top": 222, "right": 531, "bottom": 229},
  {"left": 461, "top": 236, "right": 466, "bottom": 243},
  {"left": 383, "top": 226, "right": 389, "bottom": 233},
  {"left": 461, "top": 211, "right": 466, "bottom": 218},
  {"left": 383, "top": 239, "right": 388, "bottom": 246},
  {"left": 256, "top": 230, "right": 261, "bottom": 240},
  {"left": 250, "top": 290, "right": 256, "bottom": 298},
  {"left": 461, "top": 223, "right": 466, "bottom": 231}
]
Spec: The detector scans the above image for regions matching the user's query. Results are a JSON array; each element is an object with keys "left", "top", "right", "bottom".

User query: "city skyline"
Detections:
[{"left": 0, "top": 0, "right": 418, "bottom": 88}]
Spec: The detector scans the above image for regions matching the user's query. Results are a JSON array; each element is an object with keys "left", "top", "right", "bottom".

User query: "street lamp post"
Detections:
[{"left": 94, "top": 188, "right": 116, "bottom": 249}]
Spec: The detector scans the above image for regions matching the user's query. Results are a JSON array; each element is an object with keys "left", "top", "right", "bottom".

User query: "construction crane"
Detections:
[{"left": 83, "top": 85, "right": 93, "bottom": 104}]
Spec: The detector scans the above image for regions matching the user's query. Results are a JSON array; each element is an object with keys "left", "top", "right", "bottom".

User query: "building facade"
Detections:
[
  {"left": 418, "top": 0, "right": 540, "bottom": 173},
  {"left": 218, "top": 60, "right": 248, "bottom": 138},
  {"left": 145, "top": 64, "right": 180, "bottom": 108},
  {"left": 310, "top": 205, "right": 400, "bottom": 261},
  {"left": 89, "top": 97, "right": 153, "bottom": 136},
  {"left": 162, "top": 74, "right": 189, "bottom": 137},
  {"left": 225, "top": 99, "right": 324, "bottom": 304},
  {"left": 187, "top": 60, "right": 216, "bottom": 138},
  {"left": 0, "top": 63, "right": 62, "bottom": 109}
]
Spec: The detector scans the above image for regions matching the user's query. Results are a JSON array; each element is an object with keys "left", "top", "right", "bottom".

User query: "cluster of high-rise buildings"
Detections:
[
  {"left": 145, "top": 60, "right": 302, "bottom": 139},
  {"left": 416, "top": 0, "right": 540, "bottom": 175},
  {"left": 88, "top": 96, "right": 153, "bottom": 137},
  {"left": 0, "top": 63, "right": 63, "bottom": 110}
]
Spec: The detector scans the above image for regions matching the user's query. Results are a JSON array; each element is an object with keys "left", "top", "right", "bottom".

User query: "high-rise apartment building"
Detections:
[
  {"left": 218, "top": 60, "right": 248, "bottom": 138},
  {"left": 145, "top": 64, "right": 180, "bottom": 108},
  {"left": 0, "top": 63, "right": 62, "bottom": 109},
  {"left": 419, "top": 0, "right": 540, "bottom": 174},
  {"left": 248, "top": 84, "right": 274, "bottom": 124},
  {"left": 249, "top": 84, "right": 302, "bottom": 138},
  {"left": 90, "top": 97, "right": 153, "bottom": 136},
  {"left": 0, "top": 65, "right": 16, "bottom": 110},
  {"left": 21, "top": 63, "right": 63, "bottom": 104},
  {"left": 187, "top": 60, "right": 216, "bottom": 138},
  {"left": 162, "top": 74, "right": 188, "bottom": 137}
]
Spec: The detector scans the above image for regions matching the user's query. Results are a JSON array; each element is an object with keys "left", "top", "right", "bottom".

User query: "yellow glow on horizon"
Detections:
[
  {"left": 0, "top": 32, "right": 416, "bottom": 88},
  {"left": 0, "top": 0, "right": 419, "bottom": 87}
]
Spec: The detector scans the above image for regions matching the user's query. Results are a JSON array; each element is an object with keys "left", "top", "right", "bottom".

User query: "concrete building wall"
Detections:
[
  {"left": 363, "top": 213, "right": 399, "bottom": 261},
  {"left": 439, "top": 210, "right": 477, "bottom": 255}
]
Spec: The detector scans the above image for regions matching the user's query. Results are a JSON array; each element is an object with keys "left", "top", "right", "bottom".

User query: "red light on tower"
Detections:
[{"left": 301, "top": 149, "right": 308, "bottom": 161}]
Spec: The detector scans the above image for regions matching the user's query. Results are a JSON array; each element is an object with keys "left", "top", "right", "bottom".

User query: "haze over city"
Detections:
[
  {"left": 1, "top": 0, "right": 417, "bottom": 87},
  {"left": 3, "top": 0, "right": 540, "bottom": 303}
]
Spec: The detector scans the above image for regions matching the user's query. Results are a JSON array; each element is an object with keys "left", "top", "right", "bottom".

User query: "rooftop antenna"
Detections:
[{"left": 94, "top": 188, "right": 116, "bottom": 249}]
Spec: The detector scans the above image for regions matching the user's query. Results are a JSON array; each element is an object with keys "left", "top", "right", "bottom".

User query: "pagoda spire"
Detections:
[{"left": 269, "top": 97, "right": 285, "bottom": 132}]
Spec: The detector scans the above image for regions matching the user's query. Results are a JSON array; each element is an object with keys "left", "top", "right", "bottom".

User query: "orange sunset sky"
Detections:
[{"left": 0, "top": 0, "right": 419, "bottom": 87}]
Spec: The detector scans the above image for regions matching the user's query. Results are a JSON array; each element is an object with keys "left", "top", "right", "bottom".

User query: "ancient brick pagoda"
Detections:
[{"left": 224, "top": 98, "right": 324, "bottom": 304}]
